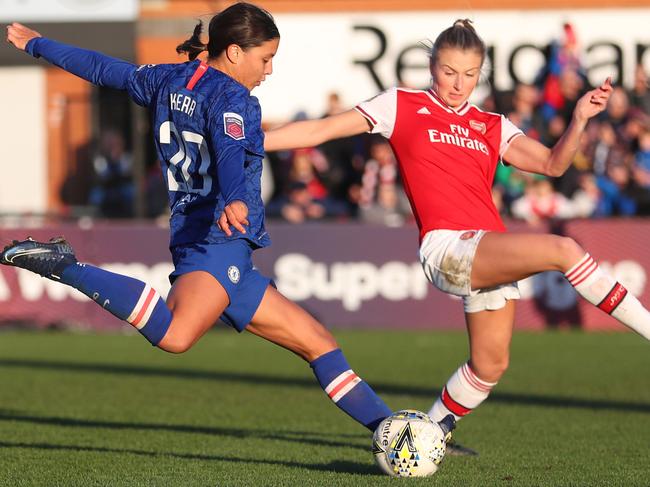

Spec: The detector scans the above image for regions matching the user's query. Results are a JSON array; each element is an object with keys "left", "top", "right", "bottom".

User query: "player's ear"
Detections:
[{"left": 225, "top": 44, "right": 240, "bottom": 64}]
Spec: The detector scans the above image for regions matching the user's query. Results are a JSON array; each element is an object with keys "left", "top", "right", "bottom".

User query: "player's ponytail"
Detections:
[
  {"left": 430, "top": 18, "right": 486, "bottom": 65},
  {"left": 177, "top": 3, "right": 279, "bottom": 62},
  {"left": 176, "top": 21, "right": 208, "bottom": 61}
]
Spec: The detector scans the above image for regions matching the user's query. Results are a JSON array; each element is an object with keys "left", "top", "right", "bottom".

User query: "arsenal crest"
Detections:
[
  {"left": 469, "top": 120, "right": 486, "bottom": 135},
  {"left": 224, "top": 112, "right": 245, "bottom": 140}
]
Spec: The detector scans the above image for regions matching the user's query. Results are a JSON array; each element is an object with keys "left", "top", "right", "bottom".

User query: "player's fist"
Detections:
[
  {"left": 217, "top": 200, "right": 249, "bottom": 236},
  {"left": 6, "top": 22, "right": 41, "bottom": 51}
]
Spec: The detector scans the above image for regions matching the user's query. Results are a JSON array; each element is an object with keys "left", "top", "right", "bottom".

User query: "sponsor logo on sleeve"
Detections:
[{"left": 224, "top": 112, "right": 245, "bottom": 140}]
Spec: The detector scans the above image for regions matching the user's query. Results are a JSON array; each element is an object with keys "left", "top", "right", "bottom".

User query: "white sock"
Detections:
[
  {"left": 428, "top": 362, "right": 497, "bottom": 422},
  {"left": 565, "top": 253, "right": 650, "bottom": 340}
]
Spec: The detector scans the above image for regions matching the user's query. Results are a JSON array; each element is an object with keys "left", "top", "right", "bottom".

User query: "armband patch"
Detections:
[{"left": 224, "top": 112, "right": 245, "bottom": 140}]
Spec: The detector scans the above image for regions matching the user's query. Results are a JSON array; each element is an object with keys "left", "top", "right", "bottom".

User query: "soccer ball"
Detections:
[{"left": 372, "top": 410, "right": 454, "bottom": 477}]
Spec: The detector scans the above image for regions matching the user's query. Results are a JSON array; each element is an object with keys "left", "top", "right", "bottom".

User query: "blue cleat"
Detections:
[{"left": 1, "top": 237, "right": 77, "bottom": 281}]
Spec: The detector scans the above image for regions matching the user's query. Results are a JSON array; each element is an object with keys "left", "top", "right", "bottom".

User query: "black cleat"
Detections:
[
  {"left": 446, "top": 439, "right": 479, "bottom": 456},
  {"left": 1, "top": 237, "right": 77, "bottom": 280},
  {"left": 437, "top": 414, "right": 478, "bottom": 456}
]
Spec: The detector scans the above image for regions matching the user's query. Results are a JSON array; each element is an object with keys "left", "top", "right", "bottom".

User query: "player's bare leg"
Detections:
[
  {"left": 428, "top": 302, "right": 515, "bottom": 456},
  {"left": 246, "top": 285, "right": 392, "bottom": 431},
  {"left": 471, "top": 233, "right": 584, "bottom": 288},
  {"left": 246, "top": 286, "right": 338, "bottom": 361},
  {"left": 465, "top": 303, "right": 516, "bottom": 383},
  {"left": 472, "top": 232, "right": 650, "bottom": 339},
  {"left": 157, "top": 271, "right": 229, "bottom": 353}
]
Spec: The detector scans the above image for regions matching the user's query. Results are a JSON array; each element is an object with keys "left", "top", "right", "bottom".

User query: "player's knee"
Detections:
[
  {"left": 553, "top": 236, "right": 585, "bottom": 269},
  {"left": 472, "top": 354, "right": 509, "bottom": 382},
  {"left": 157, "top": 332, "right": 195, "bottom": 354}
]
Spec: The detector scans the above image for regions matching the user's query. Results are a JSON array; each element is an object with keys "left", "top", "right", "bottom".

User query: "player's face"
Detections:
[
  {"left": 430, "top": 47, "right": 482, "bottom": 108},
  {"left": 237, "top": 37, "right": 280, "bottom": 90}
]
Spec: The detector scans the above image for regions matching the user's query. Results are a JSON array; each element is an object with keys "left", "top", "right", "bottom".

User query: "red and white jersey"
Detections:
[{"left": 355, "top": 87, "right": 523, "bottom": 241}]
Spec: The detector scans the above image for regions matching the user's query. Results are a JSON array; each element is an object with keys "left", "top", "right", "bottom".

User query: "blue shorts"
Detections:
[{"left": 169, "top": 239, "right": 271, "bottom": 332}]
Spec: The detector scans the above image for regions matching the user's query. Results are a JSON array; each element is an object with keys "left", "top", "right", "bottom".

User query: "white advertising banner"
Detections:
[
  {"left": 0, "top": 0, "right": 137, "bottom": 22},
  {"left": 256, "top": 9, "right": 650, "bottom": 121}
]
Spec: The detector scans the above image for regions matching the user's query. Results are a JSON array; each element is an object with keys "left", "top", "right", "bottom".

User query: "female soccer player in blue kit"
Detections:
[{"left": 2, "top": 3, "right": 395, "bottom": 433}]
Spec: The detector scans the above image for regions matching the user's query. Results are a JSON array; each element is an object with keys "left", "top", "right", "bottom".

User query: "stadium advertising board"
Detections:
[
  {"left": 256, "top": 9, "right": 650, "bottom": 120},
  {"left": 0, "top": 220, "right": 647, "bottom": 332}
]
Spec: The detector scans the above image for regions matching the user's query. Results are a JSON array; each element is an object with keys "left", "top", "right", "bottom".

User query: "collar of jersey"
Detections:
[
  {"left": 196, "top": 60, "right": 251, "bottom": 93},
  {"left": 426, "top": 88, "right": 471, "bottom": 116}
]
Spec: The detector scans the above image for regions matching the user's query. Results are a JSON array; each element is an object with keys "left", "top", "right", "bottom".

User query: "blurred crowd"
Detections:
[
  {"left": 71, "top": 24, "right": 650, "bottom": 226},
  {"left": 265, "top": 24, "right": 650, "bottom": 226}
]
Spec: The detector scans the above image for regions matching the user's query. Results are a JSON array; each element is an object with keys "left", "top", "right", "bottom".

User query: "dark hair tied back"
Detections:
[
  {"left": 176, "top": 22, "right": 208, "bottom": 61},
  {"left": 176, "top": 3, "right": 279, "bottom": 61}
]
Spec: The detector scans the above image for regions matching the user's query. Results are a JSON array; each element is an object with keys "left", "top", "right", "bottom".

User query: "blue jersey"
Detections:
[{"left": 27, "top": 38, "right": 270, "bottom": 249}]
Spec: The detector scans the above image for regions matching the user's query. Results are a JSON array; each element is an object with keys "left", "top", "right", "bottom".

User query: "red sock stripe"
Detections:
[
  {"left": 566, "top": 256, "right": 596, "bottom": 286},
  {"left": 597, "top": 282, "right": 628, "bottom": 314},
  {"left": 186, "top": 62, "right": 208, "bottom": 90},
  {"left": 570, "top": 261, "right": 598, "bottom": 287},
  {"left": 565, "top": 254, "right": 591, "bottom": 280},
  {"left": 441, "top": 387, "right": 472, "bottom": 417},
  {"left": 461, "top": 364, "right": 492, "bottom": 393},
  {"left": 327, "top": 373, "right": 359, "bottom": 400},
  {"left": 132, "top": 288, "right": 156, "bottom": 326}
]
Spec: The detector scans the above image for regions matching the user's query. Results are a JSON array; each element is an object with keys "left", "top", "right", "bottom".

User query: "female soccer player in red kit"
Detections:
[{"left": 265, "top": 19, "right": 649, "bottom": 453}]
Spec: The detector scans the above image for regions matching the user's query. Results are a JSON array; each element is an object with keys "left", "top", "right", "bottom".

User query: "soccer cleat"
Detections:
[
  {"left": 446, "top": 439, "right": 479, "bottom": 457},
  {"left": 1, "top": 236, "right": 77, "bottom": 280},
  {"left": 437, "top": 414, "right": 478, "bottom": 456}
]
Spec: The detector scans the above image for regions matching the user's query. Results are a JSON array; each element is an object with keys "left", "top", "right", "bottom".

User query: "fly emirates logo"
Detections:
[{"left": 427, "top": 124, "right": 489, "bottom": 155}]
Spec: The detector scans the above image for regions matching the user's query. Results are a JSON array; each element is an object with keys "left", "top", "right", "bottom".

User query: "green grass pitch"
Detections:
[{"left": 0, "top": 329, "right": 647, "bottom": 486}]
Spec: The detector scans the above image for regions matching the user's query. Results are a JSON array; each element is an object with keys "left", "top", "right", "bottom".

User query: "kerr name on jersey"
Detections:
[
  {"left": 170, "top": 92, "right": 196, "bottom": 117},
  {"left": 427, "top": 123, "right": 489, "bottom": 155}
]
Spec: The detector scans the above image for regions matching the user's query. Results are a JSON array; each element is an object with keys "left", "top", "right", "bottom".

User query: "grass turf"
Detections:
[{"left": 0, "top": 329, "right": 647, "bottom": 486}]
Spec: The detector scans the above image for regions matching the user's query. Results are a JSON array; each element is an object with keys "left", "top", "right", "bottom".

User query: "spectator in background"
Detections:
[
  {"left": 267, "top": 147, "right": 347, "bottom": 222},
  {"left": 597, "top": 162, "right": 637, "bottom": 216},
  {"left": 628, "top": 64, "right": 650, "bottom": 115},
  {"left": 511, "top": 177, "right": 575, "bottom": 225},
  {"left": 571, "top": 172, "right": 604, "bottom": 218},
  {"left": 633, "top": 128, "right": 650, "bottom": 188},
  {"left": 359, "top": 182, "right": 412, "bottom": 227},
  {"left": 507, "top": 83, "right": 543, "bottom": 140},
  {"left": 88, "top": 129, "right": 134, "bottom": 218},
  {"left": 269, "top": 181, "right": 326, "bottom": 224},
  {"left": 603, "top": 87, "right": 632, "bottom": 142},
  {"left": 358, "top": 139, "right": 399, "bottom": 205},
  {"left": 317, "top": 92, "right": 366, "bottom": 214}
]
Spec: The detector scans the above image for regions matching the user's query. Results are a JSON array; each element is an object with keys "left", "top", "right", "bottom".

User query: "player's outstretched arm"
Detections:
[
  {"left": 5, "top": 22, "right": 136, "bottom": 90},
  {"left": 503, "top": 77, "right": 612, "bottom": 177},
  {"left": 264, "top": 109, "right": 370, "bottom": 152}
]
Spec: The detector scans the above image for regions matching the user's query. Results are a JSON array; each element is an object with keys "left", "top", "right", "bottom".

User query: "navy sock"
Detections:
[
  {"left": 60, "top": 263, "right": 172, "bottom": 345},
  {"left": 310, "top": 348, "right": 391, "bottom": 431}
]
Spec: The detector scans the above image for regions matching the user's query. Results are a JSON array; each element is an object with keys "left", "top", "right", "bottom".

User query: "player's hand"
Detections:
[
  {"left": 6, "top": 22, "right": 41, "bottom": 51},
  {"left": 217, "top": 200, "right": 249, "bottom": 236},
  {"left": 573, "top": 77, "right": 613, "bottom": 124}
]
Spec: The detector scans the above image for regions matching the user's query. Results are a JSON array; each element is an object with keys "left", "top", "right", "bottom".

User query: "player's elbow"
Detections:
[{"left": 545, "top": 166, "right": 566, "bottom": 178}]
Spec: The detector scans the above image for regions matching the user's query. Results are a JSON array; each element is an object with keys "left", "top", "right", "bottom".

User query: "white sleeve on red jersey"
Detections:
[
  {"left": 499, "top": 115, "right": 524, "bottom": 157},
  {"left": 354, "top": 87, "right": 398, "bottom": 138}
]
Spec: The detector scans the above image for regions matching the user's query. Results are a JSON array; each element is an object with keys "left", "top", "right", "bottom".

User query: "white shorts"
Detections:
[{"left": 419, "top": 229, "right": 520, "bottom": 313}]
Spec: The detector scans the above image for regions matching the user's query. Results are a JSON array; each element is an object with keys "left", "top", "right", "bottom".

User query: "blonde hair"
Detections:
[{"left": 430, "top": 19, "right": 486, "bottom": 65}]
